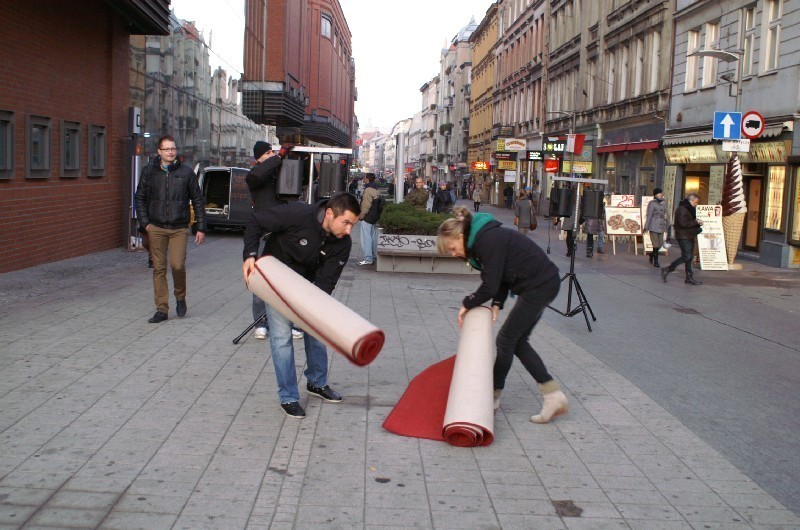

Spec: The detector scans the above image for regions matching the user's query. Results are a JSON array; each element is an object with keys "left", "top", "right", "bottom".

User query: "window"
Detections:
[
  {"left": 321, "top": 14, "right": 332, "bottom": 39},
  {"left": 619, "top": 45, "right": 629, "bottom": 100},
  {"left": 61, "top": 120, "right": 80, "bottom": 177},
  {"left": 762, "top": 0, "right": 782, "bottom": 71},
  {"left": 26, "top": 115, "right": 51, "bottom": 178},
  {"left": 606, "top": 50, "right": 616, "bottom": 104},
  {"left": 764, "top": 165, "right": 785, "bottom": 231},
  {"left": 685, "top": 30, "right": 699, "bottom": 91},
  {"left": 633, "top": 37, "right": 644, "bottom": 97},
  {"left": 649, "top": 30, "right": 661, "bottom": 92},
  {"left": 701, "top": 22, "right": 719, "bottom": 88},
  {"left": 88, "top": 124, "right": 106, "bottom": 177},
  {"left": 741, "top": 6, "right": 756, "bottom": 77},
  {"left": 0, "top": 110, "right": 13, "bottom": 179}
]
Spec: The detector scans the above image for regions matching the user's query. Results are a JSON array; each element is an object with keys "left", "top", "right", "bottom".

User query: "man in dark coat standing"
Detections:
[{"left": 246, "top": 141, "right": 289, "bottom": 339}]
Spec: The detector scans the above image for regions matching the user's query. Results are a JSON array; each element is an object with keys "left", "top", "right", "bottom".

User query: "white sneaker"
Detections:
[
  {"left": 292, "top": 329, "right": 303, "bottom": 339},
  {"left": 254, "top": 327, "right": 267, "bottom": 340},
  {"left": 358, "top": 260, "right": 373, "bottom": 266}
]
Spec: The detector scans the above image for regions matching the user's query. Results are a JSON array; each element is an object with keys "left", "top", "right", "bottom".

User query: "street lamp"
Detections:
[{"left": 687, "top": 48, "right": 747, "bottom": 269}]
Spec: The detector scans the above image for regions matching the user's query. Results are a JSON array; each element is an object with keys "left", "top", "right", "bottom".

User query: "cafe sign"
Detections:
[
  {"left": 498, "top": 160, "right": 517, "bottom": 170},
  {"left": 496, "top": 138, "right": 526, "bottom": 151}
]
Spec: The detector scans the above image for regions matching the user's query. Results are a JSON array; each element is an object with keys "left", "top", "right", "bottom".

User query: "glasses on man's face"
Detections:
[{"left": 159, "top": 147, "right": 177, "bottom": 152}]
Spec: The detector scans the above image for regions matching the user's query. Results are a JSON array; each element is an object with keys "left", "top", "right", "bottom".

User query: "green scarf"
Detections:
[{"left": 466, "top": 212, "right": 495, "bottom": 271}]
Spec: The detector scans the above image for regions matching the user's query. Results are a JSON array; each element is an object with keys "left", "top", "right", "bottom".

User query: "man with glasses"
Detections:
[
  {"left": 405, "top": 177, "right": 429, "bottom": 211},
  {"left": 135, "top": 135, "right": 206, "bottom": 323}
]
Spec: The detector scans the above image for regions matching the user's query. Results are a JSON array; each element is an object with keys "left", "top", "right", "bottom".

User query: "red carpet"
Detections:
[{"left": 382, "top": 356, "right": 455, "bottom": 442}]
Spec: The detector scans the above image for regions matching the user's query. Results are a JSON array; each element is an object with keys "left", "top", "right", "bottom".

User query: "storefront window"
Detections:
[
  {"left": 764, "top": 165, "right": 785, "bottom": 231},
  {"left": 604, "top": 153, "right": 616, "bottom": 194},
  {"left": 640, "top": 149, "right": 656, "bottom": 199},
  {"left": 790, "top": 167, "right": 800, "bottom": 245}
]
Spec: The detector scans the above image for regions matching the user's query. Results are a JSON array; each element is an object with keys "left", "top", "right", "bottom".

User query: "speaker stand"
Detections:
[{"left": 548, "top": 240, "right": 596, "bottom": 332}]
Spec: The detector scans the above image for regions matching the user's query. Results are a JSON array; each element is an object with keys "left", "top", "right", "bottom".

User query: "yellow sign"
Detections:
[
  {"left": 561, "top": 161, "right": 593, "bottom": 174},
  {"left": 498, "top": 160, "right": 517, "bottom": 170},
  {"left": 664, "top": 146, "right": 720, "bottom": 164}
]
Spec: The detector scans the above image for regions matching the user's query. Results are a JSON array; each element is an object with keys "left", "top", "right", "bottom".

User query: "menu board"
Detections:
[
  {"left": 696, "top": 205, "right": 728, "bottom": 271},
  {"left": 764, "top": 166, "right": 785, "bottom": 231},
  {"left": 708, "top": 165, "right": 725, "bottom": 206},
  {"left": 663, "top": 166, "right": 677, "bottom": 225},
  {"left": 610, "top": 194, "right": 636, "bottom": 207},
  {"left": 605, "top": 207, "right": 642, "bottom": 235},
  {"left": 791, "top": 168, "right": 800, "bottom": 245}
]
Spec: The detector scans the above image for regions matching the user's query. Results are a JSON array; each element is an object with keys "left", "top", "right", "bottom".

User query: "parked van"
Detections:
[{"left": 198, "top": 166, "right": 252, "bottom": 230}]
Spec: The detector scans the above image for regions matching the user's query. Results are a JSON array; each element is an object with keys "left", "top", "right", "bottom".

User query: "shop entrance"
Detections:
[
  {"left": 683, "top": 165, "right": 710, "bottom": 205},
  {"left": 743, "top": 177, "right": 762, "bottom": 251}
]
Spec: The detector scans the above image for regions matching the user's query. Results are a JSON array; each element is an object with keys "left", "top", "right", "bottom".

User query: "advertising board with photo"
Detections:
[
  {"left": 695, "top": 205, "right": 728, "bottom": 271},
  {"left": 605, "top": 207, "right": 642, "bottom": 236}
]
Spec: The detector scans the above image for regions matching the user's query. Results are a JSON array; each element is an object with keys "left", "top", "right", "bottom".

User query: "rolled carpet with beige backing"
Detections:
[
  {"left": 248, "top": 256, "right": 385, "bottom": 366},
  {"left": 383, "top": 306, "right": 495, "bottom": 447}
]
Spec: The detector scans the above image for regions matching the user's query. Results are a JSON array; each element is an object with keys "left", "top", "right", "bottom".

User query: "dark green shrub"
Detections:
[{"left": 378, "top": 201, "right": 450, "bottom": 235}]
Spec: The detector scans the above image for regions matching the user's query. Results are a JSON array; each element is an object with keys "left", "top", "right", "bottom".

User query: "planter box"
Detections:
[{"left": 376, "top": 234, "right": 478, "bottom": 274}]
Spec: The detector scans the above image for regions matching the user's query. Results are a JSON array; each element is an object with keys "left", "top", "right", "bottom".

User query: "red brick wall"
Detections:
[{"left": 0, "top": 1, "right": 131, "bottom": 273}]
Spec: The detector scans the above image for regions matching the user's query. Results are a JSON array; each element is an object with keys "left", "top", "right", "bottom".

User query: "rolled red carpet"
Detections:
[{"left": 248, "top": 256, "right": 385, "bottom": 366}]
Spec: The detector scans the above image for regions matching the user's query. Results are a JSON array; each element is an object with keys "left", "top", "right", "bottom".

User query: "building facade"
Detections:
[
  {"left": 241, "top": 0, "right": 356, "bottom": 148},
  {"left": 666, "top": 0, "right": 799, "bottom": 267},
  {"left": 468, "top": 2, "right": 500, "bottom": 204},
  {"left": 0, "top": 0, "right": 170, "bottom": 273}
]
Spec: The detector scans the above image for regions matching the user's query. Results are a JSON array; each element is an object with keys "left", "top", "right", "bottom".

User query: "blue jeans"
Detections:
[
  {"left": 360, "top": 221, "right": 377, "bottom": 263},
  {"left": 265, "top": 303, "right": 329, "bottom": 403}
]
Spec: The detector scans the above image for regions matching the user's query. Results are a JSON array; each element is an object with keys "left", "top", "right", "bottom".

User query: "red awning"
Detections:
[
  {"left": 596, "top": 144, "right": 627, "bottom": 153},
  {"left": 625, "top": 141, "right": 660, "bottom": 151},
  {"left": 596, "top": 141, "right": 660, "bottom": 153}
]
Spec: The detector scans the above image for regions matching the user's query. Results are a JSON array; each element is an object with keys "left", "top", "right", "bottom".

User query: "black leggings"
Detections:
[{"left": 494, "top": 274, "right": 561, "bottom": 390}]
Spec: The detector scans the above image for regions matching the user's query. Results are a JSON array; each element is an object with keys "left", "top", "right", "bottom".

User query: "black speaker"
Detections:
[
  {"left": 276, "top": 159, "right": 303, "bottom": 197},
  {"left": 581, "top": 189, "right": 604, "bottom": 219},
  {"left": 317, "top": 161, "right": 343, "bottom": 198},
  {"left": 556, "top": 187, "right": 575, "bottom": 217}
]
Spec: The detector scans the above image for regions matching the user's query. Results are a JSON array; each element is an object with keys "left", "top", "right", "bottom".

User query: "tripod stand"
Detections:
[
  {"left": 548, "top": 238, "right": 596, "bottom": 331},
  {"left": 232, "top": 312, "right": 266, "bottom": 345},
  {"left": 546, "top": 176, "right": 605, "bottom": 332}
]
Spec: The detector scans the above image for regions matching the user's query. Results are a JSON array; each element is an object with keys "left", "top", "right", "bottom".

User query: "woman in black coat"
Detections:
[{"left": 437, "top": 206, "right": 569, "bottom": 423}]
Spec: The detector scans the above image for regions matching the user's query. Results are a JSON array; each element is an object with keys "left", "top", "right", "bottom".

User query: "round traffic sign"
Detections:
[{"left": 742, "top": 110, "right": 765, "bottom": 139}]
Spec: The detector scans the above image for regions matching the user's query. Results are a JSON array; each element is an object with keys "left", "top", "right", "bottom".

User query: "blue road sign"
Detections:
[{"left": 713, "top": 111, "right": 742, "bottom": 140}]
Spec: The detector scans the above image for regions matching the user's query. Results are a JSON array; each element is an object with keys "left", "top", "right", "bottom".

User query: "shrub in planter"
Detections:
[{"left": 378, "top": 201, "right": 450, "bottom": 235}]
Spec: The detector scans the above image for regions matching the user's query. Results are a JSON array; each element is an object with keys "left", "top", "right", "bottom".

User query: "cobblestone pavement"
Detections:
[{"left": 0, "top": 202, "right": 798, "bottom": 529}]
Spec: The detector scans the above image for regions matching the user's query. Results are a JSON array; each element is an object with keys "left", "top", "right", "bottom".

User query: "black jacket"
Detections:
[
  {"left": 432, "top": 188, "right": 452, "bottom": 213},
  {"left": 246, "top": 156, "right": 287, "bottom": 212},
  {"left": 242, "top": 200, "right": 351, "bottom": 294},
  {"left": 463, "top": 219, "right": 559, "bottom": 310},
  {"left": 135, "top": 157, "right": 206, "bottom": 232},
  {"left": 673, "top": 199, "right": 701, "bottom": 240}
]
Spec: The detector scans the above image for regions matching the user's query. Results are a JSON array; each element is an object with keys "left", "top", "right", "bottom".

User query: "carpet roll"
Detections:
[
  {"left": 442, "top": 306, "right": 495, "bottom": 447},
  {"left": 248, "top": 256, "right": 384, "bottom": 366}
]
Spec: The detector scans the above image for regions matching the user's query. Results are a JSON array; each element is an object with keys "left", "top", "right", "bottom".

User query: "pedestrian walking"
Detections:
[
  {"left": 432, "top": 181, "right": 453, "bottom": 213},
  {"left": 246, "top": 141, "right": 289, "bottom": 339},
  {"left": 358, "top": 173, "right": 381, "bottom": 265},
  {"left": 644, "top": 187, "right": 669, "bottom": 268},
  {"left": 514, "top": 191, "right": 535, "bottom": 234},
  {"left": 503, "top": 184, "right": 514, "bottom": 208},
  {"left": 472, "top": 186, "right": 482, "bottom": 212},
  {"left": 242, "top": 193, "right": 361, "bottom": 418},
  {"left": 661, "top": 193, "right": 704, "bottom": 285},
  {"left": 135, "top": 135, "right": 206, "bottom": 324},
  {"left": 437, "top": 206, "right": 569, "bottom": 424}
]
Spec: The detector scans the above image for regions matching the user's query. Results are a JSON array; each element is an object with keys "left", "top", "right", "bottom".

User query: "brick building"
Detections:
[
  {"left": 241, "top": 0, "right": 356, "bottom": 147},
  {"left": 0, "top": 0, "right": 170, "bottom": 273}
]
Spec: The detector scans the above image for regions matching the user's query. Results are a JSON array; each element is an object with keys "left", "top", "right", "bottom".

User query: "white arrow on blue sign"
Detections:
[{"left": 713, "top": 111, "right": 742, "bottom": 140}]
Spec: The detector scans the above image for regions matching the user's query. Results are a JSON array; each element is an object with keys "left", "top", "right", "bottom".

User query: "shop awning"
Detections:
[
  {"left": 761, "top": 124, "right": 785, "bottom": 138},
  {"left": 596, "top": 141, "right": 660, "bottom": 153},
  {"left": 661, "top": 131, "right": 714, "bottom": 146}
]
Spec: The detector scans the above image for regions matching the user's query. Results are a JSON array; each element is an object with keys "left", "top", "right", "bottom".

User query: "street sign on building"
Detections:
[
  {"left": 742, "top": 110, "right": 765, "bottom": 139},
  {"left": 713, "top": 111, "right": 742, "bottom": 140},
  {"left": 722, "top": 139, "right": 751, "bottom": 152}
]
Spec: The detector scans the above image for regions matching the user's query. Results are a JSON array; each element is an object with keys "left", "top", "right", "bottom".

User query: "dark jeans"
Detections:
[
  {"left": 474, "top": 201, "right": 481, "bottom": 211},
  {"left": 586, "top": 234, "right": 594, "bottom": 250},
  {"left": 668, "top": 238, "right": 695, "bottom": 274},
  {"left": 494, "top": 274, "right": 560, "bottom": 390}
]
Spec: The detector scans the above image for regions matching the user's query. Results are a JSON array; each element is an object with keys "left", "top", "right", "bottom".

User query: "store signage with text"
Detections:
[
  {"left": 496, "top": 138, "right": 526, "bottom": 151},
  {"left": 472, "top": 161, "right": 489, "bottom": 170},
  {"left": 527, "top": 150, "right": 544, "bottom": 161},
  {"left": 543, "top": 140, "right": 566, "bottom": 153},
  {"left": 696, "top": 205, "right": 728, "bottom": 271},
  {"left": 493, "top": 152, "right": 516, "bottom": 161},
  {"left": 561, "top": 161, "right": 593, "bottom": 174},
  {"left": 498, "top": 160, "right": 517, "bottom": 170},
  {"left": 544, "top": 159, "right": 560, "bottom": 173}
]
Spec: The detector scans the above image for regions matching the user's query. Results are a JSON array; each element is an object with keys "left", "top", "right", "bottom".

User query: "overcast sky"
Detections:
[{"left": 170, "top": 0, "right": 493, "bottom": 133}]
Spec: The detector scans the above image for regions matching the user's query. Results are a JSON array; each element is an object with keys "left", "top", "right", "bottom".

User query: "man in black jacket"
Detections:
[
  {"left": 242, "top": 193, "right": 360, "bottom": 418},
  {"left": 135, "top": 135, "right": 206, "bottom": 324},
  {"left": 246, "top": 141, "right": 288, "bottom": 339},
  {"left": 662, "top": 193, "right": 704, "bottom": 285}
]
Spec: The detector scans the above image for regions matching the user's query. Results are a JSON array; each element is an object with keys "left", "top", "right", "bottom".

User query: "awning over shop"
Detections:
[
  {"left": 761, "top": 124, "right": 785, "bottom": 138},
  {"left": 661, "top": 131, "right": 714, "bottom": 146},
  {"left": 596, "top": 141, "right": 660, "bottom": 153}
]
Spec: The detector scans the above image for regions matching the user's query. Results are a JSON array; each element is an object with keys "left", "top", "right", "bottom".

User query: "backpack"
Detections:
[{"left": 364, "top": 194, "right": 385, "bottom": 224}]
